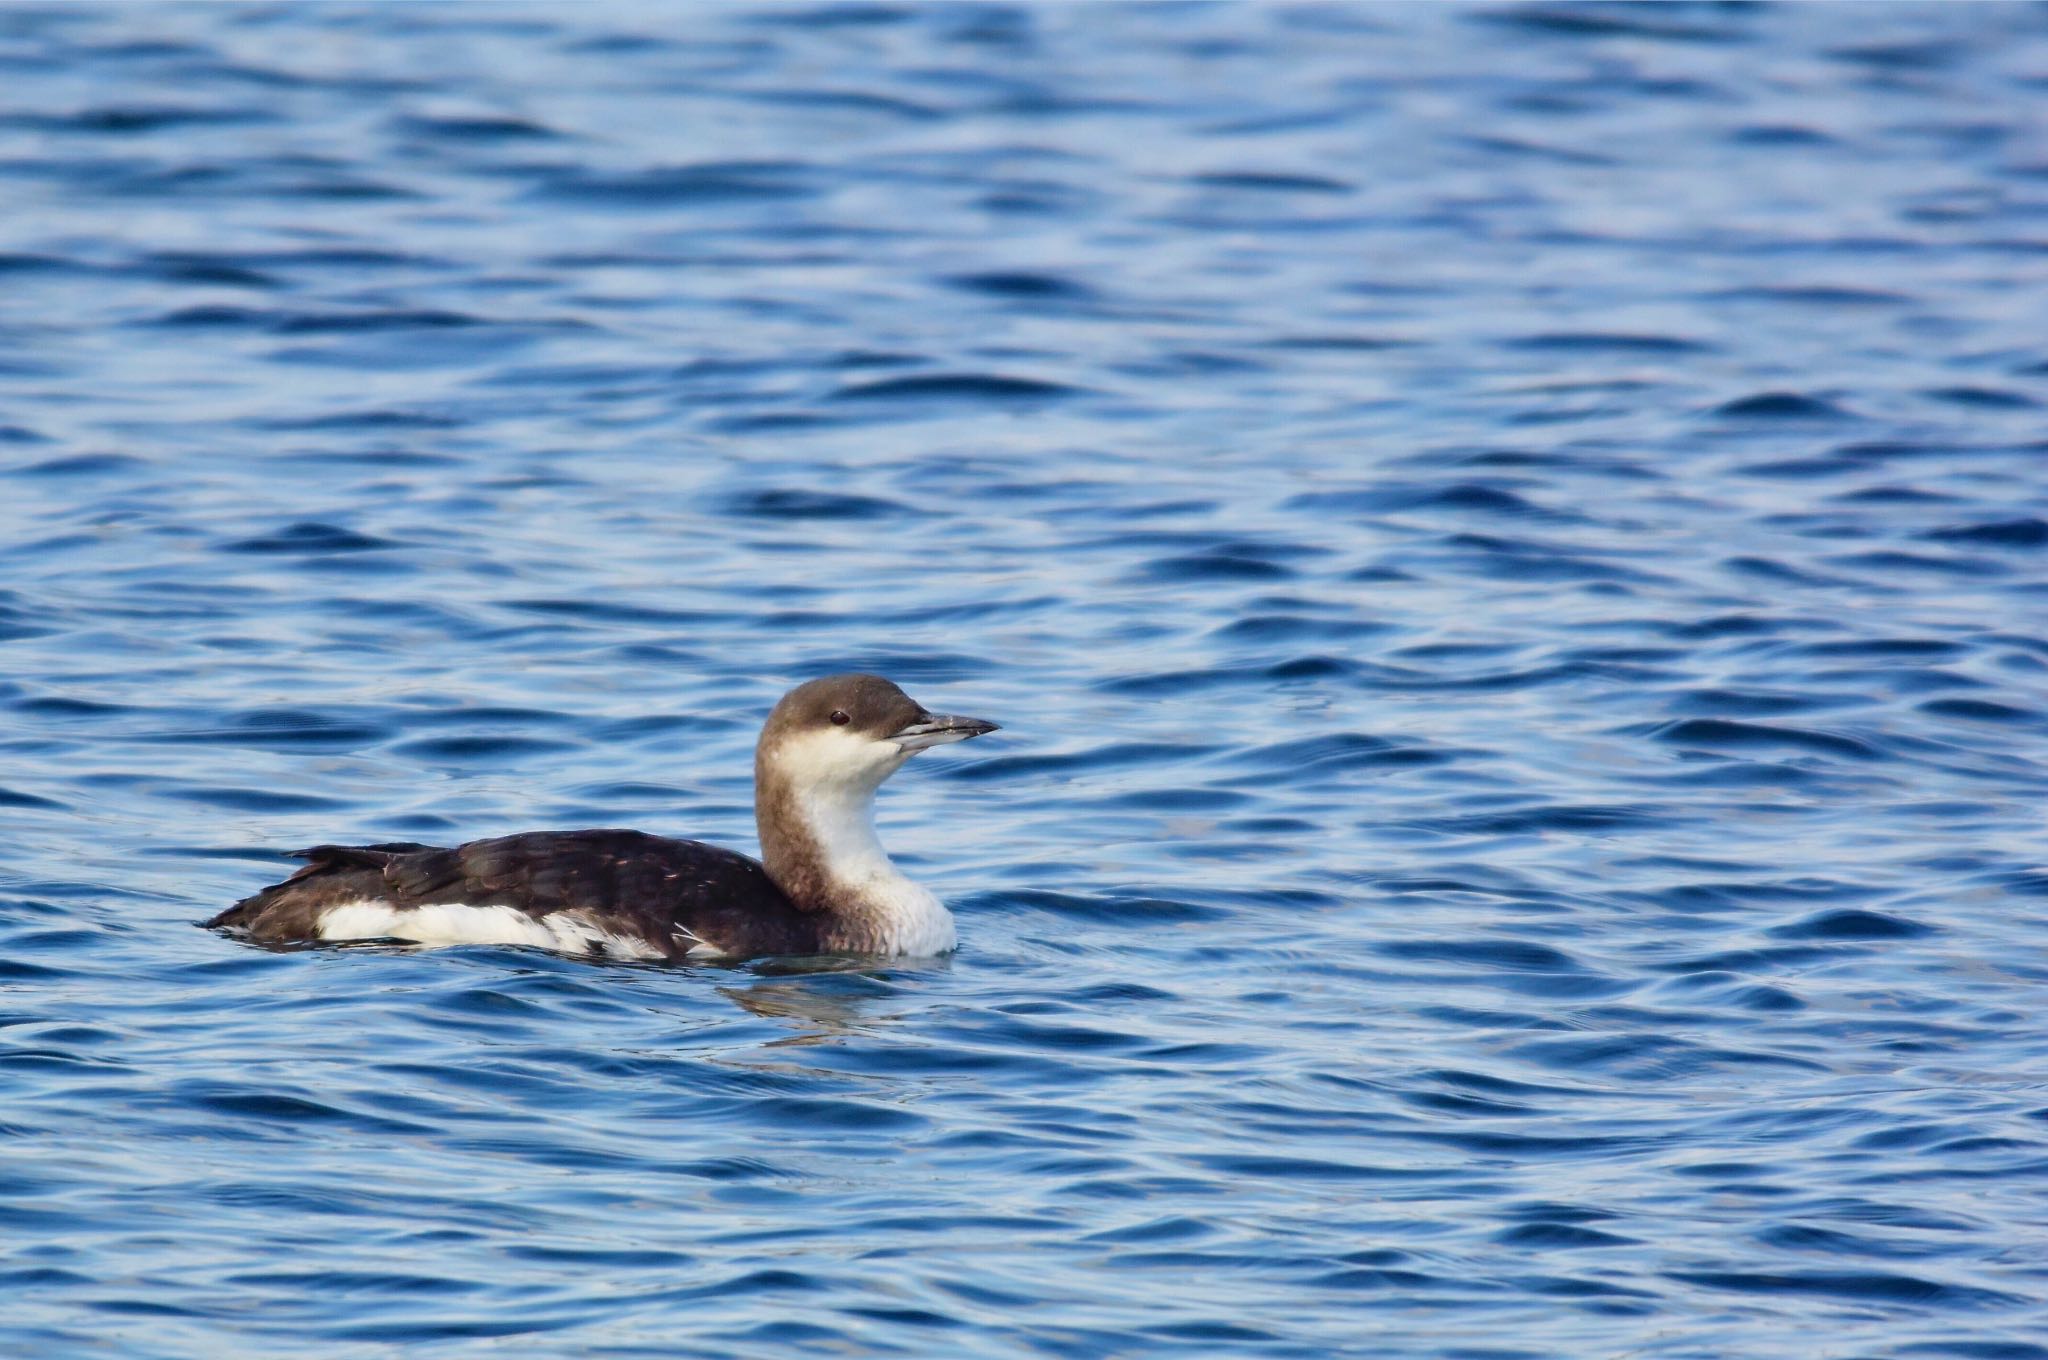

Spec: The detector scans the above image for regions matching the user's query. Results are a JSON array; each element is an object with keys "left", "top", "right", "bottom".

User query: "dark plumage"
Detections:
[
  {"left": 206, "top": 674, "right": 998, "bottom": 960},
  {"left": 207, "top": 831, "right": 823, "bottom": 957}
]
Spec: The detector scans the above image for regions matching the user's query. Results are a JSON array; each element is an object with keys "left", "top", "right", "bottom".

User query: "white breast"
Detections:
[{"left": 861, "top": 878, "right": 958, "bottom": 956}]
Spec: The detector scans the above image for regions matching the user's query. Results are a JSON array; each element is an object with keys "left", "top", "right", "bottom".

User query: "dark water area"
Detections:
[{"left": 4, "top": 2, "right": 2048, "bottom": 1355}]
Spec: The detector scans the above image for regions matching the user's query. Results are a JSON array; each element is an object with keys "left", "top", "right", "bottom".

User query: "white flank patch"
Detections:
[{"left": 315, "top": 900, "right": 667, "bottom": 961}]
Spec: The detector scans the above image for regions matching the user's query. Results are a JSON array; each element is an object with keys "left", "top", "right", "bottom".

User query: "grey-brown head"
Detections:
[{"left": 756, "top": 673, "right": 998, "bottom": 797}]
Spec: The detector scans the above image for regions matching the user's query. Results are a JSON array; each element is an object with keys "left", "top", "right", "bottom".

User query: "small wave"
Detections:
[
  {"left": 1919, "top": 698, "right": 2036, "bottom": 724},
  {"left": 523, "top": 162, "right": 816, "bottom": 206},
  {"left": 1474, "top": 4, "right": 1742, "bottom": 40},
  {"left": 1641, "top": 718, "right": 1881, "bottom": 761},
  {"left": 1668, "top": 1270, "right": 2018, "bottom": 1308},
  {"left": 1189, "top": 170, "right": 1351, "bottom": 194},
  {"left": 723, "top": 488, "right": 914, "bottom": 520},
  {"left": 273, "top": 309, "right": 481, "bottom": 334},
  {"left": 1288, "top": 483, "right": 1572, "bottom": 519},
  {"left": 164, "top": 785, "right": 349, "bottom": 813},
  {"left": 1924, "top": 518, "right": 2048, "bottom": 549},
  {"left": 1925, "top": 386, "right": 2038, "bottom": 410},
  {"left": 390, "top": 735, "right": 581, "bottom": 763},
  {"left": 388, "top": 112, "right": 563, "bottom": 142},
  {"left": 1712, "top": 391, "right": 1856, "bottom": 419},
  {"left": 12, "top": 453, "right": 143, "bottom": 476},
  {"left": 1504, "top": 332, "right": 1710, "bottom": 353},
  {"left": 830, "top": 373, "right": 1080, "bottom": 402},
  {"left": 942, "top": 270, "right": 1097, "bottom": 301},
  {"left": 1130, "top": 551, "right": 1297, "bottom": 583},
  {"left": 222, "top": 523, "right": 400, "bottom": 554},
  {"left": 1768, "top": 909, "right": 1933, "bottom": 941}
]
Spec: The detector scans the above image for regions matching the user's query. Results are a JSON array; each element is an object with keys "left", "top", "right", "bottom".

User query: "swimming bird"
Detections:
[{"left": 207, "top": 674, "right": 997, "bottom": 960}]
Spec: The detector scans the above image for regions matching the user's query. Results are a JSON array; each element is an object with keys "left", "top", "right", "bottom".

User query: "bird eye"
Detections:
[{"left": 830, "top": 710, "right": 850, "bottom": 726}]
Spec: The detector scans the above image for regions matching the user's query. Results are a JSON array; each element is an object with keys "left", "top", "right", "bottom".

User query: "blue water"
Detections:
[{"left": 3, "top": 2, "right": 2048, "bottom": 1355}]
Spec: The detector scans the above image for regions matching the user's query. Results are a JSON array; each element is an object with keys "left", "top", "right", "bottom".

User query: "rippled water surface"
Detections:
[{"left": 5, "top": 3, "right": 2048, "bottom": 1355}]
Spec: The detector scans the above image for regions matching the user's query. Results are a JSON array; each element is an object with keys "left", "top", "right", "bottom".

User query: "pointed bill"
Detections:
[{"left": 890, "top": 713, "right": 1000, "bottom": 751}]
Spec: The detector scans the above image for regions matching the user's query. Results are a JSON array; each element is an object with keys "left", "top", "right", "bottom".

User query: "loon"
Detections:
[{"left": 207, "top": 674, "right": 998, "bottom": 960}]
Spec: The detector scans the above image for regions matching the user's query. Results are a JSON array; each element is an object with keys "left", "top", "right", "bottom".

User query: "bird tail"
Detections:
[{"left": 203, "top": 842, "right": 436, "bottom": 934}]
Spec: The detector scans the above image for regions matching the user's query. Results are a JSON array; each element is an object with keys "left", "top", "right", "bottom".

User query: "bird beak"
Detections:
[{"left": 892, "top": 713, "right": 1000, "bottom": 751}]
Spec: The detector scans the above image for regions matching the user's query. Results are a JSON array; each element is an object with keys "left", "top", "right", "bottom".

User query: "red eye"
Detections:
[{"left": 830, "top": 710, "right": 850, "bottom": 726}]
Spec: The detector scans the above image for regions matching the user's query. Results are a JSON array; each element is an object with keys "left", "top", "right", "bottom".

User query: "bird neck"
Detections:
[
  {"left": 753, "top": 744, "right": 956, "bottom": 956},
  {"left": 757, "top": 768, "right": 899, "bottom": 910}
]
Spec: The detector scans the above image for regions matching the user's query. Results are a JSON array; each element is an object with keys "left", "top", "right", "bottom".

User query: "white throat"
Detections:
[
  {"left": 764, "top": 729, "right": 957, "bottom": 956},
  {"left": 793, "top": 783, "right": 955, "bottom": 955}
]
